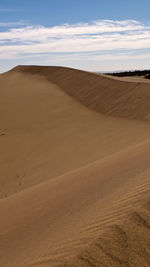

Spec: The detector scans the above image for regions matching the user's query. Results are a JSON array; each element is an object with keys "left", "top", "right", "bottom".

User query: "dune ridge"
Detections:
[
  {"left": 13, "top": 65, "right": 150, "bottom": 120},
  {"left": 0, "top": 66, "right": 150, "bottom": 267}
]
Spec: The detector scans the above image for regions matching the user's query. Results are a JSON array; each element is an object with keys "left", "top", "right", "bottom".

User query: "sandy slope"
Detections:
[
  {"left": 65, "top": 198, "right": 150, "bottom": 267},
  {"left": 0, "top": 66, "right": 150, "bottom": 266},
  {"left": 1, "top": 70, "right": 150, "bottom": 199},
  {"left": 13, "top": 66, "right": 150, "bottom": 120}
]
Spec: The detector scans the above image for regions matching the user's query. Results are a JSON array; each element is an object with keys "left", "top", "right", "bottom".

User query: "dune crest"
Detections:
[{"left": 13, "top": 65, "right": 150, "bottom": 120}]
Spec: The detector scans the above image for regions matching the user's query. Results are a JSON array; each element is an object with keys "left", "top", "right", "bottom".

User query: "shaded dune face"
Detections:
[
  {"left": 13, "top": 65, "right": 150, "bottom": 120},
  {"left": 0, "top": 66, "right": 150, "bottom": 267}
]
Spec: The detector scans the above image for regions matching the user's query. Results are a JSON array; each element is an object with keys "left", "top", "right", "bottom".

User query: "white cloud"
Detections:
[
  {"left": 0, "top": 21, "right": 28, "bottom": 27},
  {"left": 0, "top": 19, "right": 150, "bottom": 71},
  {"left": 0, "top": 20, "right": 148, "bottom": 40}
]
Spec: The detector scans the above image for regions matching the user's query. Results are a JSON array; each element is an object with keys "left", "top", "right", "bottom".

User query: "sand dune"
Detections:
[
  {"left": 13, "top": 65, "right": 150, "bottom": 120},
  {"left": 0, "top": 66, "right": 150, "bottom": 266},
  {"left": 1, "top": 69, "right": 150, "bottom": 198}
]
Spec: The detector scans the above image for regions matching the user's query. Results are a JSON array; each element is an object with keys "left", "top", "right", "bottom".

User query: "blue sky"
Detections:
[{"left": 0, "top": 0, "right": 150, "bottom": 73}]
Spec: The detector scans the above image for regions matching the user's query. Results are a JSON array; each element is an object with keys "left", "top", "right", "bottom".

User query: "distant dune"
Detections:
[{"left": 0, "top": 66, "right": 150, "bottom": 266}]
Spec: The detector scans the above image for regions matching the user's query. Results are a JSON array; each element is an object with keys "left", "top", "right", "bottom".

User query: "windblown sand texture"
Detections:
[{"left": 0, "top": 66, "right": 150, "bottom": 267}]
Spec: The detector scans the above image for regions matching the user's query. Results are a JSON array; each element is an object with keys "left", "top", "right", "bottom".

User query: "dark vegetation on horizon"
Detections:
[{"left": 105, "top": 70, "right": 150, "bottom": 79}]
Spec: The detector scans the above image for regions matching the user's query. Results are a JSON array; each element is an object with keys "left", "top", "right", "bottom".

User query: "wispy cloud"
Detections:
[
  {"left": 0, "top": 20, "right": 148, "bottom": 40},
  {"left": 0, "top": 21, "right": 28, "bottom": 27},
  {"left": 0, "top": 19, "right": 150, "bottom": 71}
]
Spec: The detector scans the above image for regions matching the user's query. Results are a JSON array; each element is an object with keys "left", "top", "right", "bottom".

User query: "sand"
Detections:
[{"left": 0, "top": 66, "right": 150, "bottom": 266}]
